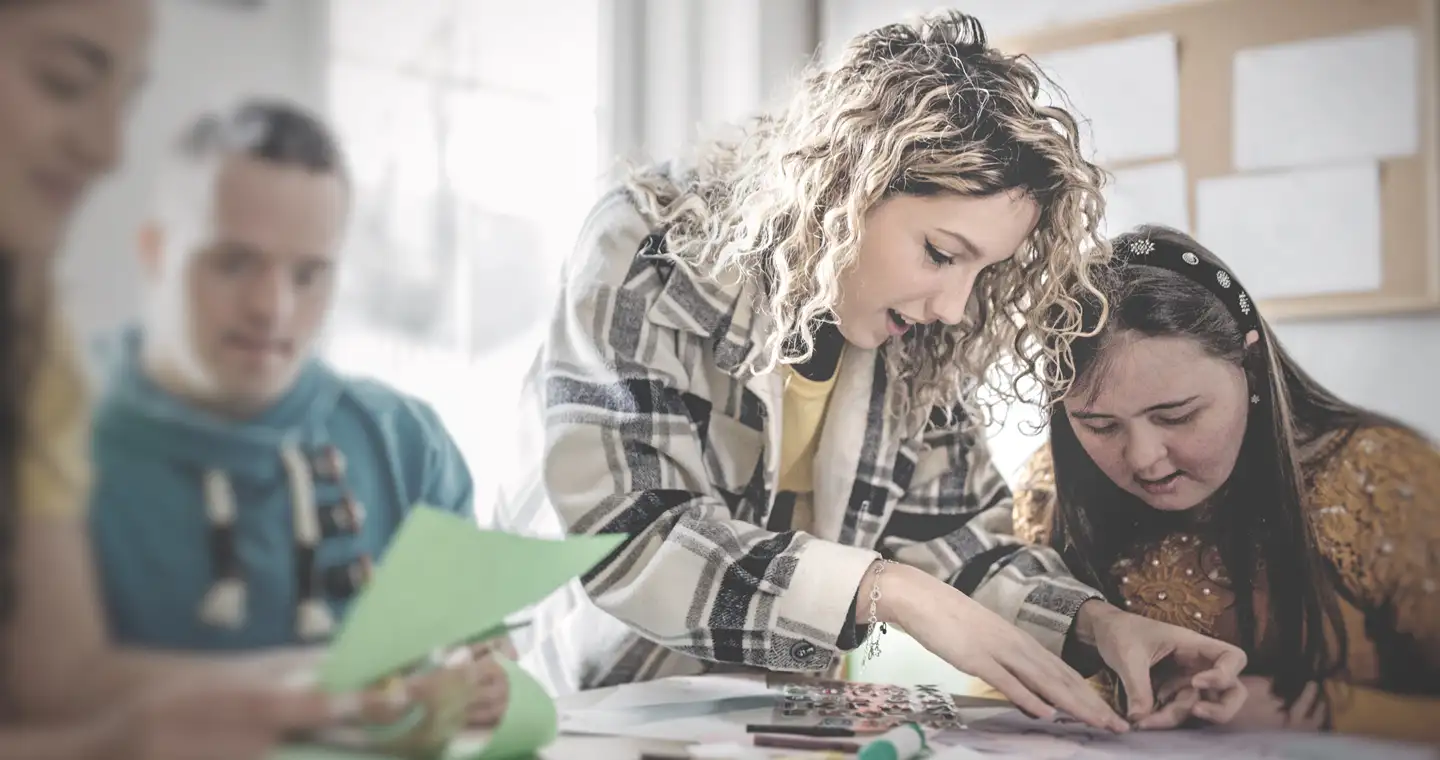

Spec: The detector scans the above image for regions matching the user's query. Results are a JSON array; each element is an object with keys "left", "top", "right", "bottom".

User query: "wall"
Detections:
[
  {"left": 612, "top": 0, "right": 819, "bottom": 163},
  {"left": 820, "top": 0, "right": 1440, "bottom": 477},
  {"left": 58, "top": 0, "right": 330, "bottom": 341}
]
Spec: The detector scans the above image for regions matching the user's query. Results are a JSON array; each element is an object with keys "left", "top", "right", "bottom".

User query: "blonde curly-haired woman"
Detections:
[{"left": 498, "top": 10, "right": 1247, "bottom": 732}]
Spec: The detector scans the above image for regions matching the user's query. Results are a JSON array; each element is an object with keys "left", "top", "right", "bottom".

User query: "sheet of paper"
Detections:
[
  {"left": 936, "top": 711, "right": 1439, "bottom": 759},
  {"left": 582, "top": 674, "right": 775, "bottom": 711},
  {"left": 453, "top": 657, "right": 558, "bottom": 759},
  {"left": 1233, "top": 26, "right": 1419, "bottom": 171},
  {"left": 560, "top": 703, "right": 770, "bottom": 743},
  {"left": 1102, "top": 160, "right": 1189, "bottom": 238},
  {"left": 319, "top": 506, "right": 625, "bottom": 691},
  {"left": 925, "top": 745, "right": 987, "bottom": 760},
  {"left": 1195, "top": 162, "right": 1383, "bottom": 301},
  {"left": 1036, "top": 33, "right": 1179, "bottom": 165}
]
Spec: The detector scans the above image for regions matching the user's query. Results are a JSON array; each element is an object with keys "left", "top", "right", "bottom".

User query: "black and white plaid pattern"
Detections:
[{"left": 496, "top": 189, "right": 1100, "bottom": 695}]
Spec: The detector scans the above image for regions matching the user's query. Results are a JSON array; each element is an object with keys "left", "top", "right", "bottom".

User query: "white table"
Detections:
[
  {"left": 278, "top": 675, "right": 1438, "bottom": 759},
  {"left": 529, "top": 675, "right": 1440, "bottom": 760},
  {"left": 538, "top": 735, "right": 689, "bottom": 760}
]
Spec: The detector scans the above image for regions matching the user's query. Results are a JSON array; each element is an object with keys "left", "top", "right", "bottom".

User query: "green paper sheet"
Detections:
[
  {"left": 319, "top": 506, "right": 623, "bottom": 692},
  {"left": 274, "top": 658, "right": 558, "bottom": 760},
  {"left": 452, "top": 657, "right": 558, "bottom": 760}
]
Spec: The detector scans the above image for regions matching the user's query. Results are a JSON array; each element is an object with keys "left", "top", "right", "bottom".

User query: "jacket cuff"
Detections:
[
  {"left": 773, "top": 540, "right": 878, "bottom": 670},
  {"left": 1061, "top": 621, "right": 1106, "bottom": 678},
  {"left": 835, "top": 593, "right": 871, "bottom": 650},
  {"left": 1017, "top": 582, "right": 1103, "bottom": 657}
]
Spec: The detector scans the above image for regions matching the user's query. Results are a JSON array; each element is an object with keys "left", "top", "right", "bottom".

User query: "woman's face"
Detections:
[
  {"left": 0, "top": 0, "right": 152, "bottom": 260},
  {"left": 1063, "top": 334, "right": 1251, "bottom": 512},
  {"left": 832, "top": 189, "right": 1039, "bottom": 349}
]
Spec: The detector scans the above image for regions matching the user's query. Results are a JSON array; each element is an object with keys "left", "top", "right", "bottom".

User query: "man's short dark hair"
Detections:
[{"left": 175, "top": 98, "right": 347, "bottom": 183}]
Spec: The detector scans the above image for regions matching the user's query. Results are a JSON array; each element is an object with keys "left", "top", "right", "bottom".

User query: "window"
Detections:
[{"left": 325, "top": 1, "right": 601, "bottom": 521}]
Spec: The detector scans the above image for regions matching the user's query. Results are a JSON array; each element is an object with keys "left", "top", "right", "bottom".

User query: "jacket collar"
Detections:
[{"left": 642, "top": 247, "right": 769, "bottom": 377}]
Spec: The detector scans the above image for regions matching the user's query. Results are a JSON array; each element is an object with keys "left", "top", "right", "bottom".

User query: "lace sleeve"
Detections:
[{"left": 1308, "top": 426, "right": 1440, "bottom": 671}]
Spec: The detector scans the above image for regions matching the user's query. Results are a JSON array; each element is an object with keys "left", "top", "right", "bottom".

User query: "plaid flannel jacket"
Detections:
[{"left": 496, "top": 189, "right": 1101, "bottom": 695}]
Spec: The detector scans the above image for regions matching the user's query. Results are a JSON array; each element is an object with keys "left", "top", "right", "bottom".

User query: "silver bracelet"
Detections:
[{"left": 862, "top": 559, "right": 891, "bottom": 665}]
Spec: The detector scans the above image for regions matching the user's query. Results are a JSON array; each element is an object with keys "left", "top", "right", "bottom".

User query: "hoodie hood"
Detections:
[{"left": 92, "top": 327, "right": 344, "bottom": 477}]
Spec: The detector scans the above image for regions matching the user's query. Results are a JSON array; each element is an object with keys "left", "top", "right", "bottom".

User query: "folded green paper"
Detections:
[
  {"left": 318, "top": 507, "right": 622, "bottom": 692},
  {"left": 274, "top": 658, "right": 558, "bottom": 760},
  {"left": 280, "top": 506, "right": 623, "bottom": 759}
]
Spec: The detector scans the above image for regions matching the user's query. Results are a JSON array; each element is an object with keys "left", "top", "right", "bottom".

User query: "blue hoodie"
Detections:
[{"left": 88, "top": 329, "right": 474, "bottom": 651}]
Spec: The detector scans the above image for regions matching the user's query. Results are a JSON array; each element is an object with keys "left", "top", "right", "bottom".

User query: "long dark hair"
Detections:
[
  {"left": 1, "top": 0, "right": 54, "bottom": 628},
  {"left": 0, "top": 256, "right": 44, "bottom": 628},
  {"left": 1045, "top": 225, "right": 1401, "bottom": 707}
]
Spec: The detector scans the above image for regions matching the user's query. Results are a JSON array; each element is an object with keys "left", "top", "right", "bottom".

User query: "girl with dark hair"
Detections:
[{"left": 1012, "top": 224, "right": 1440, "bottom": 742}]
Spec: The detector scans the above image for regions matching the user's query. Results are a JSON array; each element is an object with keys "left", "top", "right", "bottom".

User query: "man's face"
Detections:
[{"left": 149, "top": 154, "right": 347, "bottom": 414}]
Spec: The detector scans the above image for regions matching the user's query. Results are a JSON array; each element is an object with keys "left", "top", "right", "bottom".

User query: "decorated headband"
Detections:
[
  {"left": 1118, "top": 236, "right": 1262, "bottom": 335},
  {"left": 1118, "top": 235, "right": 1265, "bottom": 405}
]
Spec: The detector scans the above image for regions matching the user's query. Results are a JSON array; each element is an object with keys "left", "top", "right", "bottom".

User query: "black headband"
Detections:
[
  {"left": 1116, "top": 236, "right": 1262, "bottom": 334},
  {"left": 1116, "top": 235, "right": 1266, "bottom": 406}
]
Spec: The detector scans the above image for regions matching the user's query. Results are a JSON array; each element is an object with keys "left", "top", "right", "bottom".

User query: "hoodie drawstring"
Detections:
[{"left": 197, "top": 441, "right": 335, "bottom": 641}]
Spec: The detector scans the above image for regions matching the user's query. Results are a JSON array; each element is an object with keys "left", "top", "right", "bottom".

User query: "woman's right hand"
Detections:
[{"left": 874, "top": 562, "right": 1130, "bottom": 733}]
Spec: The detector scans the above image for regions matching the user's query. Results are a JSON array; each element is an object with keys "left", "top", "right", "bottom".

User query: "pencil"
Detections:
[
  {"left": 745, "top": 724, "right": 855, "bottom": 737},
  {"left": 752, "top": 734, "right": 863, "bottom": 753}
]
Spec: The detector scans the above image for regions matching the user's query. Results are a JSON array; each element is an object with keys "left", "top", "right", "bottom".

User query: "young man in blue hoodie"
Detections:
[{"left": 88, "top": 100, "right": 478, "bottom": 654}]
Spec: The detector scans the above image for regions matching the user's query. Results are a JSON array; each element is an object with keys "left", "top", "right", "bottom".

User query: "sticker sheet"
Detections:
[{"left": 769, "top": 679, "right": 967, "bottom": 732}]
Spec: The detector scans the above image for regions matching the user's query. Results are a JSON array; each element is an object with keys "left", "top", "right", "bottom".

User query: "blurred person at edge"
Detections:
[
  {"left": 0, "top": 2, "right": 493, "bottom": 759},
  {"left": 85, "top": 98, "right": 515, "bottom": 730}
]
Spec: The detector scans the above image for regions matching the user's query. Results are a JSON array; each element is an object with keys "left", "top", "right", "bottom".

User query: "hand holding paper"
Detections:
[
  {"left": 451, "top": 657, "right": 558, "bottom": 760},
  {"left": 318, "top": 508, "right": 623, "bottom": 692},
  {"left": 285, "top": 506, "right": 623, "bottom": 759},
  {"left": 272, "top": 656, "right": 557, "bottom": 760}
]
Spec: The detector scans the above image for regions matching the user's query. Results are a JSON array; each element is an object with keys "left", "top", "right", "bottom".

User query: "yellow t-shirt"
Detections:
[
  {"left": 18, "top": 313, "right": 91, "bottom": 518},
  {"left": 777, "top": 358, "right": 841, "bottom": 534}
]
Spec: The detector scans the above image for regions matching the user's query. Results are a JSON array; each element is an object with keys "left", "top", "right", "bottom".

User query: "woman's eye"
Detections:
[
  {"left": 37, "top": 70, "right": 89, "bottom": 100},
  {"left": 1157, "top": 411, "right": 1197, "bottom": 427},
  {"left": 924, "top": 240, "right": 955, "bottom": 267}
]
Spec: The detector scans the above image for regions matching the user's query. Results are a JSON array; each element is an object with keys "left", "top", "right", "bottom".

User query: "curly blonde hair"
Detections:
[{"left": 626, "top": 10, "right": 1109, "bottom": 433}]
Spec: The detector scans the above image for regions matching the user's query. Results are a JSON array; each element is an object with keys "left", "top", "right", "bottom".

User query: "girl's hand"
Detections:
[{"left": 1077, "top": 601, "right": 1248, "bottom": 726}]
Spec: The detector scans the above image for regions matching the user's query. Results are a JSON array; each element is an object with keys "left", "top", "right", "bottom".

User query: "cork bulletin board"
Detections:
[{"left": 1001, "top": 0, "right": 1440, "bottom": 321}]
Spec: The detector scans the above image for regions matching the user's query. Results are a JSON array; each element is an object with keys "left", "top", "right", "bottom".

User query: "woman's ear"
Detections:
[{"left": 1245, "top": 329, "right": 1260, "bottom": 349}]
